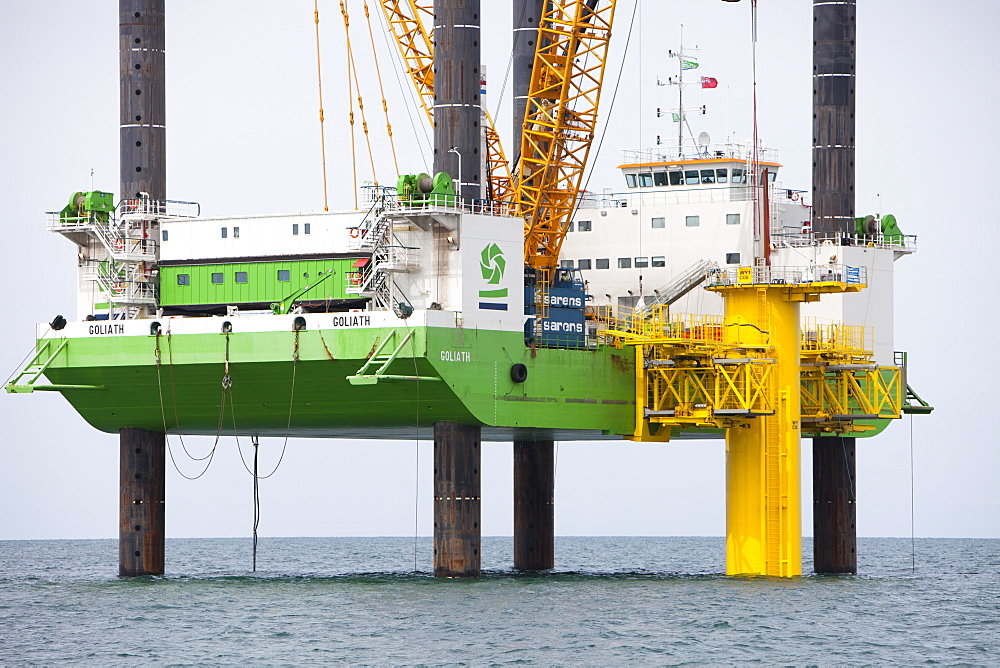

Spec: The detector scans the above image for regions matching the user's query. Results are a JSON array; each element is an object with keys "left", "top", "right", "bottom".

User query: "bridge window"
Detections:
[
  {"left": 653, "top": 171, "right": 668, "bottom": 186},
  {"left": 768, "top": 171, "right": 777, "bottom": 183},
  {"left": 716, "top": 168, "right": 728, "bottom": 183},
  {"left": 625, "top": 173, "right": 637, "bottom": 188},
  {"left": 577, "top": 259, "right": 592, "bottom": 270},
  {"left": 618, "top": 257, "right": 631, "bottom": 268},
  {"left": 638, "top": 173, "right": 653, "bottom": 187},
  {"left": 176, "top": 273, "right": 189, "bottom": 286},
  {"left": 652, "top": 256, "right": 665, "bottom": 267},
  {"left": 235, "top": 271, "right": 248, "bottom": 284},
  {"left": 278, "top": 270, "right": 291, "bottom": 281},
  {"left": 596, "top": 258, "right": 610, "bottom": 269},
  {"left": 727, "top": 213, "right": 741, "bottom": 225},
  {"left": 700, "top": 169, "right": 715, "bottom": 184},
  {"left": 211, "top": 272, "right": 224, "bottom": 284},
  {"left": 651, "top": 217, "right": 665, "bottom": 228},
  {"left": 635, "top": 256, "right": 649, "bottom": 268},
  {"left": 669, "top": 171, "right": 683, "bottom": 186},
  {"left": 731, "top": 168, "right": 746, "bottom": 184},
  {"left": 686, "top": 215, "right": 700, "bottom": 227},
  {"left": 578, "top": 220, "right": 592, "bottom": 232},
  {"left": 685, "top": 170, "right": 699, "bottom": 185}
]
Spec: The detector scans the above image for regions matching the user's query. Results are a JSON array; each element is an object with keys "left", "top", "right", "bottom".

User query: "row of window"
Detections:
[
  {"left": 570, "top": 213, "right": 740, "bottom": 232},
  {"left": 162, "top": 224, "right": 315, "bottom": 242},
  {"left": 175, "top": 269, "right": 295, "bottom": 286},
  {"left": 624, "top": 168, "right": 777, "bottom": 189},
  {"left": 561, "top": 253, "right": 741, "bottom": 270}
]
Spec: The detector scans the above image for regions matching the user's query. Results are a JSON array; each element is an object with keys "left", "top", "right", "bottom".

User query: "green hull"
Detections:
[{"left": 39, "top": 322, "right": 639, "bottom": 441}]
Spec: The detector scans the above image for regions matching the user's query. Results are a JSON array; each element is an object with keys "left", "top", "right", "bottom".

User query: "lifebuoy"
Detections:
[
  {"left": 790, "top": 192, "right": 800, "bottom": 202},
  {"left": 114, "top": 238, "right": 124, "bottom": 250},
  {"left": 349, "top": 228, "right": 360, "bottom": 238}
]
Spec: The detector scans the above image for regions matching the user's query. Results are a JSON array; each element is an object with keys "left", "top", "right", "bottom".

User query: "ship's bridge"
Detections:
[{"left": 617, "top": 144, "right": 781, "bottom": 192}]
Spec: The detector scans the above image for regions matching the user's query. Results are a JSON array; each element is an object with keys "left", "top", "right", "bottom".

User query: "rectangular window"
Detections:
[
  {"left": 278, "top": 269, "right": 291, "bottom": 281},
  {"left": 233, "top": 226, "right": 240, "bottom": 238},
  {"left": 686, "top": 215, "right": 700, "bottom": 227},
  {"left": 559, "top": 259, "right": 575, "bottom": 269},
  {"left": 685, "top": 170, "right": 699, "bottom": 185},
  {"left": 716, "top": 168, "right": 728, "bottom": 183},
  {"left": 669, "top": 171, "right": 683, "bottom": 186},
  {"left": 221, "top": 227, "right": 228, "bottom": 239},
  {"left": 161, "top": 230, "right": 169, "bottom": 242},
  {"left": 235, "top": 271, "right": 248, "bottom": 284},
  {"left": 176, "top": 273, "right": 189, "bottom": 286},
  {"left": 726, "top": 252, "right": 741, "bottom": 265},
  {"left": 653, "top": 171, "right": 668, "bottom": 186},
  {"left": 700, "top": 169, "right": 716, "bottom": 184},
  {"left": 638, "top": 173, "right": 653, "bottom": 187},
  {"left": 731, "top": 168, "right": 745, "bottom": 184},
  {"left": 578, "top": 220, "right": 592, "bottom": 232},
  {"left": 726, "top": 213, "right": 741, "bottom": 225},
  {"left": 617, "top": 257, "right": 632, "bottom": 269},
  {"left": 625, "top": 174, "right": 637, "bottom": 188},
  {"left": 211, "top": 272, "right": 224, "bottom": 284},
  {"left": 635, "top": 256, "right": 649, "bottom": 268},
  {"left": 567, "top": 220, "right": 575, "bottom": 233},
  {"left": 652, "top": 256, "right": 665, "bottom": 267},
  {"left": 651, "top": 217, "right": 665, "bottom": 229},
  {"left": 596, "top": 258, "right": 610, "bottom": 269},
  {"left": 768, "top": 171, "right": 777, "bottom": 183},
  {"left": 577, "top": 259, "right": 592, "bottom": 270},
  {"left": 292, "top": 224, "right": 299, "bottom": 235},
  {"left": 304, "top": 223, "right": 311, "bottom": 235}
]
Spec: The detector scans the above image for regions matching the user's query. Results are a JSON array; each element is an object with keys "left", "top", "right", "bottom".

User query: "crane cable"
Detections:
[
  {"left": 341, "top": 1, "right": 381, "bottom": 202},
  {"left": 340, "top": 0, "right": 360, "bottom": 208},
  {"left": 314, "top": 0, "right": 330, "bottom": 212},
  {"left": 363, "top": 0, "right": 399, "bottom": 175}
]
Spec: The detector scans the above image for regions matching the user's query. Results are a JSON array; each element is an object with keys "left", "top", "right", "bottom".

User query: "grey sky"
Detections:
[{"left": 1, "top": 1, "right": 997, "bottom": 542}]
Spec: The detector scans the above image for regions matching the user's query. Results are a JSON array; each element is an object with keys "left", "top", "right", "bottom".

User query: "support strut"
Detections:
[
  {"left": 513, "top": 439, "right": 554, "bottom": 570},
  {"left": 119, "top": 427, "right": 165, "bottom": 576},
  {"left": 433, "top": 421, "right": 481, "bottom": 577}
]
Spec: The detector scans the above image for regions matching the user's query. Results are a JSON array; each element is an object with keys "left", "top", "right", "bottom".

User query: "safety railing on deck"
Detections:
[
  {"left": 707, "top": 264, "right": 867, "bottom": 287},
  {"left": 772, "top": 231, "right": 917, "bottom": 254},
  {"left": 593, "top": 304, "right": 725, "bottom": 345},
  {"left": 801, "top": 318, "right": 873, "bottom": 357},
  {"left": 388, "top": 193, "right": 514, "bottom": 217}
]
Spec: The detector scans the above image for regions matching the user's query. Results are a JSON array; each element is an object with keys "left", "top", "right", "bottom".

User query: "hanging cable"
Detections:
[
  {"left": 349, "top": 35, "right": 380, "bottom": 187},
  {"left": 252, "top": 434, "right": 260, "bottom": 572},
  {"left": 341, "top": 0, "right": 359, "bottom": 208},
  {"left": 363, "top": 0, "right": 399, "bottom": 175},
  {"left": 314, "top": 0, "right": 331, "bottom": 211}
]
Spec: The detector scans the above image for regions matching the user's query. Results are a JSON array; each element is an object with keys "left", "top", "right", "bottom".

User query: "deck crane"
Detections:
[
  {"left": 379, "top": 0, "right": 514, "bottom": 201},
  {"left": 379, "top": 0, "right": 615, "bottom": 269}
]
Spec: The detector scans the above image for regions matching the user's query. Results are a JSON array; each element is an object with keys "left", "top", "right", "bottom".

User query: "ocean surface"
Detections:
[{"left": 1, "top": 536, "right": 996, "bottom": 664}]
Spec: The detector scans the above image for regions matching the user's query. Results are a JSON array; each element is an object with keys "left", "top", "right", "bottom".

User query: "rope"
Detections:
[
  {"left": 313, "top": 0, "right": 330, "bottom": 212},
  {"left": 363, "top": 0, "right": 399, "bottom": 175},
  {"left": 405, "top": 322, "right": 420, "bottom": 573},
  {"left": 252, "top": 434, "right": 260, "bottom": 572},
  {"left": 341, "top": 0, "right": 359, "bottom": 208},
  {"left": 3, "top": 325, "right": 52, "bottom": 387},
  {"left": 909, "top": 413, "right": 916, "bottom": 572}
]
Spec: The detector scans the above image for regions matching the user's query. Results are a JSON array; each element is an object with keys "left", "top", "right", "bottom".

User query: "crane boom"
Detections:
[
  {"left": 379, "top": 0, "right": 514, "bottom": 201},
  {"left": 517, "top": 0, "right": 615, "bottom": 271}
]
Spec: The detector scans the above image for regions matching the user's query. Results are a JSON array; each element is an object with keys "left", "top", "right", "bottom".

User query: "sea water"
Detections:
[{"left": 1, "top": 537, "right": 997, "bottom": 664}]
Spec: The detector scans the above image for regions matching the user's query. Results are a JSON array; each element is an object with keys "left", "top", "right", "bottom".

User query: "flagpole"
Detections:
[{"left": 678, "top": 25, "right": 684, "bottom": 158}]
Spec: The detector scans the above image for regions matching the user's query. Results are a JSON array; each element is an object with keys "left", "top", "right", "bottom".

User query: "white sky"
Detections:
[{"left": 1, "top": 1, "right": 997, "bottom": 543}]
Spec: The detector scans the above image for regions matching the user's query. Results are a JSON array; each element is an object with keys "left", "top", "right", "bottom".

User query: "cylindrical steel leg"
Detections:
[
  {"left": 433, "top": 421, "right": 481, "bottom": 577},
  {"left": 514, "top": 439, "right": 554, "bottom": 570},
  {"left": 813, "top": 436, "right": 857, "bottom": 574},
  {"left": 119, "top": 427, "right": 165, "bottom": 576}
]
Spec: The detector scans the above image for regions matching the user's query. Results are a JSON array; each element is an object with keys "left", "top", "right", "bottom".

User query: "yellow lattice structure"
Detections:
[
  {"left": 378, "top": 0, "right": 513, "bottom": 201},
  {"left": 517, "top": 0, "right": 617, "bottom": 272}
]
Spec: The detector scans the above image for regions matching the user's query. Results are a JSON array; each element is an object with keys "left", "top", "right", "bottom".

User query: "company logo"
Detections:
[{"left": 478, "top": 242, "right": 508, "bottom": 310}]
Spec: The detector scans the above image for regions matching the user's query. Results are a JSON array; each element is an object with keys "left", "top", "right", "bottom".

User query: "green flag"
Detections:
[
  {"left": 681, "top": 59, "right": 699, "bottom": 70},
  {"left": 671, "top": 112, "right": 686, "bottom": 122}
]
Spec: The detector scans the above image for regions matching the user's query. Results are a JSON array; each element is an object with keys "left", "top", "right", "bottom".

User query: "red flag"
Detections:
[{"left": 701, "top": 76, "right": 718, "bottom": 89}]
